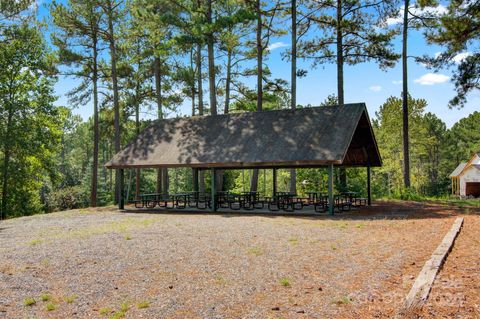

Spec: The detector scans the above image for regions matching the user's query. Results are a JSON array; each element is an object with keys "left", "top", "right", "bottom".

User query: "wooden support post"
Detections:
[
  {"left": 272, "top": 168, "right": 277, "bottom": 197},
  {"left": 119, "top": 168, "right": 125, "bottom": 210},
  {"left": 328, "top": 164, "right": 334, "bottom": 215},
  {"left": 367, "top": 165, "right": 372, "bottom": 206},
  {"left": 192, "top": 168, "right": 199, "bottom": 193},
  {"left": 211, "top": 168, "right": 217, "bottom": 212}
]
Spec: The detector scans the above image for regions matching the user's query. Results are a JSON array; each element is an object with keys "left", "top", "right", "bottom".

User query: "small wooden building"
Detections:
[{"left": 450, "top": 153, "right": 480, "bottom": 197}]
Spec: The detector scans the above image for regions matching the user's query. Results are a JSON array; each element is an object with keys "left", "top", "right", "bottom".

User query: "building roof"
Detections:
[
  {"left": 105, "top": 103, "right": 382, "bottom": 169},
  {"left": 450, "top": 163, "right": 467, "bottom": 177}
]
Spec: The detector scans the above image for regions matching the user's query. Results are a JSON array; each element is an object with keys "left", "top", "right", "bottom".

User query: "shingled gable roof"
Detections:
[
  {"left": 450, "top": 163, "right": 467, "bottom": 177},
  {"left": 105, "top": 103, "right": 382, "bottom": 169}
]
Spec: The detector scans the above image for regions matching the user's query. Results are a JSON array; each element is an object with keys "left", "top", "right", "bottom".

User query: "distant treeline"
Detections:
[{"left": 0, "top": 0, "right": 478, "bottom": 218}]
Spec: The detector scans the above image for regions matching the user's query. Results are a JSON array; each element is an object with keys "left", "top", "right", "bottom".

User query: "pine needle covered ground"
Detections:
[{"left": 0, "top": 202, "right": 477, "bottom": 318}]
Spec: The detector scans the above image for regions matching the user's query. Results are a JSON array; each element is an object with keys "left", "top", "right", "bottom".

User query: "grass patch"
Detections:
[
  {"left": 40, "top": 293, "right": 51, "bottom": 302},
  {"left": 23, "top": 297, "right": 36, "bottom": 306},
  {"left": 45, "top": 302, "right": 56, "bottom": 311},
  {"left": 215, "top": 276, "right": 227, "bottom": 286},
  {"left": 331, "top": 244, "right": 338, "bottom": 250},
  {"left": 120, "top": 301, "right": 129, "bottom": 312},
  {"left": 356, "top": 223, "right": 366, "bottom": 229},
  {"left": 41, "top": 258, "right": 50, "bottom": 267},
  {"left": 288, "top": 237, "right": 299, "bottom": 245},
  {"left": 64, "top": 295, "right": 77, "bottom": 304},
  {"left": 378, "top": 196, "right": 480, "bottom": 209},
  {"left": 109, "top": 311, "right": 126, "bottom": 319},
  {"left": 28, "top": 239, "right": 43, "bottom": 246},
  {"left": 99, "top": 307, "right": 112, "bottom": 316},
  {"left": 33, "top": 217, "right": 158, "bottom": 243},
  {"left": 137, "top": 301, "right": 150, "bottom": 309},
  {"left": 333, "top": 295, "right": 351, "bottom": 305},
  {"left": 247, "top": 246, "right": 263, "bottom": 256},
  {"left": 124, "top": 235, "right": 132, "bottom": 240},
  {"left": 280, "top": 278, "right": 291, "bottom": 287}
]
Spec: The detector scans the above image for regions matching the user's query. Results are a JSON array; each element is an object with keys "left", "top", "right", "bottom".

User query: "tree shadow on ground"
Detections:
[{"left": 120, "top": 201, "right": 478, "bottom": 221}]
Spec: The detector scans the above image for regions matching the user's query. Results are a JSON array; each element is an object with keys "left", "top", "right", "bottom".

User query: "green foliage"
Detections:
[
  {"left": 299, "top": 0, "right": 399, "bottom": 70},
  {"left": 136, "top": 301, "right": 150, "bottom": 309},
  {"left": 40, "top": 293, "right": 51, "bottom": 302},
  {"left": 422, "top": 0, "right": 479, "bottom": 108},
  {"left": 0, "top": 24, "right": 60, "bottom": 218},
  {"left": 45, "top": 186, "right": 89, "bottom": 212},
  {"left": 45, "top": 302, "right": 56, "bottom": 311},
  {"left": 23, "top": 297, "right": 36, "bottom": 306},
  {"left": 372, "top": 95, "right": 450, "bottom": 197},
  {"left": 279, "top": 278, "right": 291, "bottom": 287},
  {"left": 99, "top": 307, "right": 111, "bottom": 316},
  {"left": 64, "top": 295, "right": 77, "bottom": 304}
]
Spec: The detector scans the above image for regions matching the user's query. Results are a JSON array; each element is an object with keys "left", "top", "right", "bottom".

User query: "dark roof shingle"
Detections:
[{"left": 105, "top": 103, "right": 381, "bottom": 169}]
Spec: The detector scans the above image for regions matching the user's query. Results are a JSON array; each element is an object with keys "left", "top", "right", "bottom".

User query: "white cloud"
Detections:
[
  {"left": 392, "top": 80, "right": 402, "bottom": 85},
  {"left": 452, "top": 52, "right": 471, "bottom": 64},
  {"left": 386, "top": 15, "right": 402, "bottom": 25},
  {"left": 266, "top": 41, "right": 290, "bottom": 51},
  {"left": 414, "top": 73, "right": 450, "bottom": 85},
  {"left": 369, "top": 85, "right": 382, "bottom": 92},
  {"left": 386, "top": 5, "right": 447, "bottom": 25}
]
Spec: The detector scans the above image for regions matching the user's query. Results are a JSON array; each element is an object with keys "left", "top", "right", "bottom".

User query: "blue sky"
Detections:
[{"left": 38, "top": 1, "right": 478, "bottom": 128}]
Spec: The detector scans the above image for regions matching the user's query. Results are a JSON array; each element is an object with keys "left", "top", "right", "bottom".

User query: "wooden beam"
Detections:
[
  {"left": 395, "top": 217, "right": 464, "bottom": 318},
  {"left": 328, "top": 165, "right": 334, "bottom": 215},
  {"left": 211, "top": 168, "right": 217, "bottom": 212},
  {"left": 272, "top": 168, "right": 277, "bottom": 197},
  {"left": 367, "top": 165, "right": 371, "bottom": 206},
  {"left": 119, "top": 168, "right": 125, "bottom": 210},
  {"left": 192, "top": 168, "right": 199, "bottom": 192}
]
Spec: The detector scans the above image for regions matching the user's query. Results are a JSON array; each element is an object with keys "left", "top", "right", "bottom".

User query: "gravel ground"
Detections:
[{"left": 0, "top": 203, "right": 456, "bottom": 319}]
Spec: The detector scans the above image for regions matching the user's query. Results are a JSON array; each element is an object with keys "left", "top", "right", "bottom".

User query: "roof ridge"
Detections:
[{"left": 160, "top": 103, "right": 367, "bottom": 122}]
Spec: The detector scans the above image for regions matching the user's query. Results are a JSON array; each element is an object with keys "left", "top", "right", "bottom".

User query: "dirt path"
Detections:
[{"left": 413, "top": 214, "right": 480, "bottom": 319}]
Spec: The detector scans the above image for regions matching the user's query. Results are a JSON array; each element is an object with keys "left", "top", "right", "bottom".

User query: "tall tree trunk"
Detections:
[
  {"left": 196, "top": 36, "right": 206, "bottom": 193},
  {"left": 291, "top": 0, "right": 297, "bottom": 110},
  {"left": 256, "top": 0, "right": 263, "bottom": 112},
  {"left": 154, "top": 58, "right": 169, "bottom": 195},
  {"left": 154, "top": 57, "right": 164, "bottom": 194},
  {"left": 162, "top": 169, "right": 169, "bottom": 195},
  {"left": 107, "top": 3, "right": 122, "bottom": 204},
  {"left": 251, "top": 0, "right": 263, "bottom": 192},
  {"left": 224, "top": 49, "right": 232, "bottom": 114},
  {"left": 250, "top": 169, "right": 259, "bottom": 193},
  {"left": 190, "top": 48, "right": 196, "bottom": 116},
  {"left": 206, "top": 0, "right": 217, "bottom": 115},
  {"left": 336, "top": 0, "right": 344, "bottom": 106},
  {"left": 196, "top": 45, "right": 204, "bottom": 116},
  {"left": 402, "top": 0, "right": 411, "bottom": 188},
  {"left": 91, "top": 33, "right": 99, "bottom": 207},
  {"left": 60, "top": 133, "right": 66, "bottom": 182},
  {"left": 290, "top": 0, "right": 297, "bottom": 194},
  {"left": 336, "top": 0, "right": 347, "bottom": 190},
  {"left": 135, "top": 96, "right": 141, "bottom": 200},
  {"left": 0, "top": 107, "right": 14, "bottom": 219}
]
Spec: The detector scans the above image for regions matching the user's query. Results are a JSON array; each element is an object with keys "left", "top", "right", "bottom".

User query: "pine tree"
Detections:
[
  {"left": 300, "top": 0, "right": 399, "bottom": 190},
  {"left": 423, "top": 0, "right": 479, "bottom": 108},
  {"left": 50, "top": 0, "right": 104, "bottom": 207}
]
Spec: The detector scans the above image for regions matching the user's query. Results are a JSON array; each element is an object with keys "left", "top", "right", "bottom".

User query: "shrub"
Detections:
[{"left": 45, "top": 186, "right": 89, "bottom": 212}]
